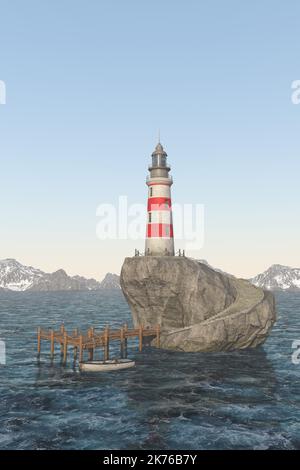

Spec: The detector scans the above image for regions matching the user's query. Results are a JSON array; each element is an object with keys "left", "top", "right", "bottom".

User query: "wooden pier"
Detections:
[{"left": 37, "top": 324, "right": 160, "bottom": 364}]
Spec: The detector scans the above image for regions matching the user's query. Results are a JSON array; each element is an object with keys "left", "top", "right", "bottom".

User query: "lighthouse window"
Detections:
[
  {"left": 149, "top": 213, "right": 152, "bottom": 223},
  {"left": 152, "top": 155, "right": 159, "bottom": 167},
  {"left": 165, "top": 226, "right": 170, "bottom": 236},
  {"left": 149, "top": 187, "right": 153, "bottom": 197}
]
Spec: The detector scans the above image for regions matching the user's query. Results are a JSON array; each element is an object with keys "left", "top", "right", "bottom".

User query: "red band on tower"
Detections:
[
  {"left": 147, "top": 197, "right": 171, "bottom": 212},
  {"left": 147, "top": 223, "right": 174, "bottom": 238}
]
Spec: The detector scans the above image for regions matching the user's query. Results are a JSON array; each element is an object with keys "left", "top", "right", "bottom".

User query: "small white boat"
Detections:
[{"left": 79, "top": 358, "right": 135, "bottom": 372}]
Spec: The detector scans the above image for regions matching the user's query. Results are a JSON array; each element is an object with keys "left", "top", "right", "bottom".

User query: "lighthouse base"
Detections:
[
  {"left": 145, "top": 238, "right": 174, "bottom": 256},
  {"left": 120, "top": 256, "right": 276, "bottom": 352}
]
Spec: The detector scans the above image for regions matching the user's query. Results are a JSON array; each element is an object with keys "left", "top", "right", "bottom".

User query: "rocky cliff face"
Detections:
[
  {"left": 121, "top": 257, "right": 236, "bottom": 329},
  {"left": 120, "top": 257, "right": 276, "bottom": 352}
]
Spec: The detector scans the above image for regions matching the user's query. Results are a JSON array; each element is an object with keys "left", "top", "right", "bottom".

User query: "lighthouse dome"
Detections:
[
  {"left": 152, "top": 142, "right": 168, "bottom": 157},
  {"left": 149, "top": 141, "right": 170, "bottom": 172}
]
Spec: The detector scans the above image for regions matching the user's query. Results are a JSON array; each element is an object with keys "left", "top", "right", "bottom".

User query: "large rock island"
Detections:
[{"left": 120, "top": 257, "right": 276, "bottom": 352}]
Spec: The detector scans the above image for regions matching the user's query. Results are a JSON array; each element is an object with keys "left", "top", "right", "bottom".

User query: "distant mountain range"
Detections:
[
  {"left": 1, "top": 258, "right": 299, "bottom": 293},
  {"left": 250, "top": 264, "right": 300, "bottom": 291},
  {"left": 0, "top": 259, "right": 120, "bottom": 292}
]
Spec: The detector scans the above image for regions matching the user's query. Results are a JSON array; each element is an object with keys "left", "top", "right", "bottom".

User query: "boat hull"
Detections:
[{"left": 79, "top": 359, "right": 135, "bottom": 372}]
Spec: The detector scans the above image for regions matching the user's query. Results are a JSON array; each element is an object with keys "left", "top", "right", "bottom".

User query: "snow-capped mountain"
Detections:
[
  {"left": 0, "top": 259, "right": 44, "bottom": 291},
  {"left": 0, "top": 259, "right": 120, "bottom": 292},
  {"left": 250, "top": 264, "right": 300, "bottom": 291}
]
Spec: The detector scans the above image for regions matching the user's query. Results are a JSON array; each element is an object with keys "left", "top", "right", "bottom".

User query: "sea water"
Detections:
[{"left": 0, "top": 290, "right": 299, "bottom": 450}]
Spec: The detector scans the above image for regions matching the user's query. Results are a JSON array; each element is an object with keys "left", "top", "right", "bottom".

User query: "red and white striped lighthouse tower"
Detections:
[{"left": 145, "top": 142, "right": 174, "bottom": 256}]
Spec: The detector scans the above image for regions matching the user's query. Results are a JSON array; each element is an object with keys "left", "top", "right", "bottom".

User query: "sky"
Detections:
[{"left": 0, "top": 0, "right": 299, "bottom": 280}]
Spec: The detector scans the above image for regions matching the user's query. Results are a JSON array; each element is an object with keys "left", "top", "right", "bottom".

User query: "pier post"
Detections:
[
  {"left": 92, "top": 338, "right": 96, "bottom": 361},
  {"left": 37, "top": 327, "right": 41, "bottom": 357},
  {"left": 89, "top": 346, "right": 94, "bottom": 361},
  {"left": 60, "top": 324, "right": 65, "bottom": 356},
  {"left": 139, "top": 325, "right": 143, "bottom": 352},
  {"left": 73, "top": 329, "right": 78, "bottom": 361},
  {"left": 79, "top": 335, "right": 83, "bottom": 363},
  {"left": 104, "top": 326, "right": 109, "bottom": 361},
  {"left": 63, "top": 332, "right": 68, "bottom": 365},
  {"left": 120, "top": 326, "right": 125, "bottom": 358},
  {"left": 156, "top": 324, "right": 160, "bottom": 348},
  {"left": 50, "top": 329, "right": 54, "bottom": 359},
  {"left": 88, "top": 328, "right": 94, "bottom": 361},
  {"left": 124, "top": 323, "right": 128, "bottom": 358}
]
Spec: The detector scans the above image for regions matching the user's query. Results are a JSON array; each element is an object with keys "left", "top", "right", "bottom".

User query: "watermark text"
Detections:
[
  {"left": 0, "top": 80, "right": 6, "bottom": 104},
  {"left": 96, "top": 196, "right": 204, "bottom": 251},
  {"left": 0, "top": 340, "right": 6, "bottom": 365},
  {"left": 291, "top": 80, "right": 300, "bottom": 104},
  {"left": 292, "top": 340, "right": 300, "bottom": 365}
]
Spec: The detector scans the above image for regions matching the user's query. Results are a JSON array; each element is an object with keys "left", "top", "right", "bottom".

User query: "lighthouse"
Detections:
[{"left": 145, "top": 142, "right": 175, "bottom": 256}]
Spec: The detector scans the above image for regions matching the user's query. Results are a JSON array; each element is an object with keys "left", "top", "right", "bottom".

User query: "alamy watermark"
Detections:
[
  {"left": 291, "top": 340, "right": 300, "bottom": 365},
  {"left": 0, "top": 80, "right": 6, "bottom": 104},
  {"left": 291, "top": 80, "right": 300, "bottom": 104},
  {"left": 0, "top": 340, "right": 6, "bottom": 365},
  {"left": 96, "top": 196, "right": 204, "bottom": 251}
]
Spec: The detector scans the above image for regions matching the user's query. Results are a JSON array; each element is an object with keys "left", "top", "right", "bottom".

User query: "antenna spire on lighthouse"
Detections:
[{"left": 145, "top": 141, "right": 174, "bottom": 256}]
